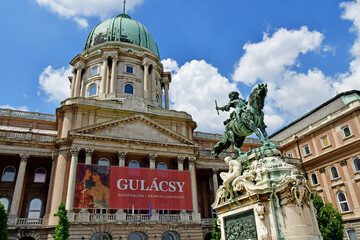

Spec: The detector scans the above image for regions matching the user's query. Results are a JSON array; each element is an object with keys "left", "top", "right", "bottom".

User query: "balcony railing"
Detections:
[
  {"left": 0, "top": 108, "right": 56, "bottom": 121},
  {"left": 8, "top": 217, "right": 43, "bottom": 227},
  {"left": 0, "top": 130, "right": 56, "bottom": 142},
  {"left": 68, "top": 211, "right": 202, "bottom": 224}
]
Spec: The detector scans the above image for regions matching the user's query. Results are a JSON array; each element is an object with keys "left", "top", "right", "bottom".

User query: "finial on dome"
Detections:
[{"left": 123, "top": 0, "right": 126, "bottom": 14}]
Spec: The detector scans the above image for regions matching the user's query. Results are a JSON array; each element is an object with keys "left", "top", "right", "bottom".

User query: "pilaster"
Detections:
[
  {"left": 118, "top": 151, "right": 127, "bottom": 167},
  {"left": 149, "top": 153, "right": 158, "bottom": 169},
  {"left": 85, "top": 148, "right": 94, "bottom": 165}
]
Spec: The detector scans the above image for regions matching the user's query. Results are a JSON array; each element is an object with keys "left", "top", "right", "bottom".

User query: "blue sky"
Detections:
[{"left": 0, "top": 0, "right": 360, "bottom": 134}]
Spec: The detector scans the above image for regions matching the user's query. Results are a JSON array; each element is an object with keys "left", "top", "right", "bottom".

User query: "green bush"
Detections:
[
  {"left": 54, "top": 202, "right": 70, "bottom": 240},
  {"left": 211, "top": 218, "right": 220, "bottom": 240},
  {"left": 0, "top": 202, "right": 9, "bottom": 240},
  {"left": 313, "top": 194, "right": 344, "bottom": 240}
]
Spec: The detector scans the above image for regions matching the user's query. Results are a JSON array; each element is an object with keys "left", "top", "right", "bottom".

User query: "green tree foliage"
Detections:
[
  {"left": 211, "top": 218, "right": 221, "bottom": 240},
  {"left": 313, "top": 194, "right": 344, "bottom": 240},
  {"left": 0, "top": 202, "right": 9, "bottom": 240},
  {"left": 54, "top": 202, "right": 70, "bottom": 240}
]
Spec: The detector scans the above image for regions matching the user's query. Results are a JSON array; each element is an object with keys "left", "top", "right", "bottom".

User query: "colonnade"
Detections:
[
  {"left": 70, "top": 54, "right": 170, "bottom": 109},
  {"left": 64, "top": 147, "right": 199, "bottom": 213}
]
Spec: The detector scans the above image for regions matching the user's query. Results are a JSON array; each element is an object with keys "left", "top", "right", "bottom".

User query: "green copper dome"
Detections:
[{"left": 84, "top": 14, "right": 160, "bottom": 58}]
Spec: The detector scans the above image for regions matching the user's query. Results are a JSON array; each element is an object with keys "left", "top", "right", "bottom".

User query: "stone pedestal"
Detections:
[{"left": 213, "top": 147, "right": 322, "bottom": 240}]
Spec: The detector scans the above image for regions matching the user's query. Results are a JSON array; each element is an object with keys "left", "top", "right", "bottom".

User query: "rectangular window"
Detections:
[
  {"left": 288, "top": 152, "right": 293, "bottom": 158},
  {"left": 321, "top": 135, "right": 330, "bottom": 148},
  {"left": 342, "top": 125, "right": 352, "bottom": 138},
  {"left": 126, "top": 66, "right": 134, "bottom": 74},
  {"left": 303, "top": 144, "right": 311, "bottom": 156},
  {"left": 91, "top": 66, "right": 98, "bottom": 75}
]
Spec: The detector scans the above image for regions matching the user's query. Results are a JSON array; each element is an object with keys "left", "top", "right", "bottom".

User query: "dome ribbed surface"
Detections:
[{"left": 84, "top": 14, "right": 160, "bottom": 58}]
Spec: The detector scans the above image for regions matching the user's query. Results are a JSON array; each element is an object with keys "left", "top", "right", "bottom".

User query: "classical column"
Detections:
[
  {"left": 74, "top": 63, "right": 84, "bottom": 97},
  {"left": 149, "top": 153, "right": 158, "bottom": 169},
  {"left": 163, "top": 79, "right": 169, "bottom": 109},
  {"left": 48, "top": 150, "right": 68, "bottom": 225},
  {"left": 9, "top": 154, "right": 29, "bottom": 217},
  {"left": 143, "top": 60, "right": 150, "bottom": 99},
  {"left": 212, "top": 168, "right": 219, "bottom": 198},
  {"left": 177, "top": 156, "right": 185, "bottom": 171},
  {"left": 66, "top": 147, "right": 80, "bottom": 211},
  {"left": 85, "top": 148, "right": 94, "bottom": 165},
  {"left": 70, "top": 68, "right": 76, "bottom": 97},
  {"left": 118, "top": 151, "right": 127, "bottom": 167},
  {"left": 188, "top": 156, "right": 199, "bottom": 212},
  {"left": 109, "top": 56, "right": 118, "bottom": 96},
  {"left": 100, "top": 56, "right": 108, "bottom": 96}
]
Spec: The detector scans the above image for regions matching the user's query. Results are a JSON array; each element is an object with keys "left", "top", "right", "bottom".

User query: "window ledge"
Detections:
[
  {"left": 331, "top": 177, "right": 341, "bottom": 182},
  {"left": 304, "top": 153, "right": 312, "bottom": 157},
  {"left": 330, "top": 182, "right": 345, "bottom": 188},
  {"left": 343, "top": 134, "right": 355, "bottom": 140},
  {"left": 353, "top": 176, "right": 360, "bottom": 182},
  {"left": 321, "top": 144, "right": 332, "bottom": 150},
  {"left": 315, "top": 188, "right": 324, "bottom": 192},
  {"left": 341, "top": 210, "right": 353, "bottom": 215}
]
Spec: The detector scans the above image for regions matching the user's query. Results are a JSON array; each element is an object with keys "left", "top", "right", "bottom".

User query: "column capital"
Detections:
[
  {"left": 72, "top": 68, "right": 76, "bottom": 74},
  {"left": 118, "top": 151, "right": 127, "bottom": 161},
  {"left": 212, "top": 168, "right": 219, "bottom": 174},
  {"left": 85, "top": 148, "right": 94, "bottom": 157},
  {"left": 74, "top": 61, "right": 85, "bottom": 70},
  {"left": 177, "top": 156, "right": 185, "bottom": 164},
  {"left": 52, "top": 148, "right": 59, "bottom": 161},
  {"left": 149, "top": 153, "right": 158, "bottom": 162},
  {"left": 70, "top": 147, "right": 81, "bottom": 157},
  {"left": 188, "top": 156, "right": 196, "bottom": 165},
  {"left": 19, "top": 154, "right": 29, "bottom": 163},
  {"left": 142, "top": 58, "right": 152, "bottom": 67}
]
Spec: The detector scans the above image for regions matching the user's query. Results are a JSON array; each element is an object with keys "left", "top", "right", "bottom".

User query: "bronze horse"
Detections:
[{"left": 212, "top": 83, "right": 271, "bottom": 157}]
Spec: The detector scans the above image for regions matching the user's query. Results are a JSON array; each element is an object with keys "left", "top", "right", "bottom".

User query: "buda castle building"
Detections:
[{"left": 0, "top": 12, "right": 360, "bottom": 240}]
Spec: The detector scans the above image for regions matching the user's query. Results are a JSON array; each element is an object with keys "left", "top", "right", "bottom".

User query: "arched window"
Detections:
[
  {"left": 209, "top": 177, "right": 214, "bottom": 190},
  {"left": 128, "top": 232, "right": 147, "bottom": 240},
  {"left": 346, "top": 228, "right": 358, "bottom": 240},
  {"left": 157, "top": 162, "right": 167, "bottom": 170},
  {"left": 330, "top": 166, "right": 340, "bottom": 179},
  {"left": 310, "top": 173, "right": 319, "bottom": 186},
  {"left": 98, "top": 158, "right": 110, "bottom": 166},
  {"left": 34, "top": 168, "right": 46, "bottom": 183},
  {"left": 1, "top": 166, "right": 16, "bottom": 182},
  {"left": 0, "top": 197, "right": 10, "bottom": 213},
  {"left": 91, "top": 233, "right": 112, "bottom": 240},
  {"left": 162, "top": 231, "right": 180, "bottom": 240},
  {"left": 337, "top": 191, "right": 350, "bottom": 213},
  {"left": 124, "top": 84, "right": 134, "bottom": 94},
  {"left": 129, "top": 160, "right": 140, "bottom": 168},
  {"left": 28, "top": 198, "right": 42, "bottom": 218},
  {"left": 156, "top": 94, "right": 160, "bottom": 103},
  {"left": 353, "top": 157, "right": 360, "bottom": 173},
  {"left": 89, "top": 84, "right": 97, "bottom": 96}
]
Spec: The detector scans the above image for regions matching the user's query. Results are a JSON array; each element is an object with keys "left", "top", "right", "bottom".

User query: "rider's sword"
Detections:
[{"left": 215, "top": 100, "right": 219, "bottom": 115}]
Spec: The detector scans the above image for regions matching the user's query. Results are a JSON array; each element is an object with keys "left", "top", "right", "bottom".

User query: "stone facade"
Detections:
[{"left": 270, "top": 90, "right": 360, "bottom": 240}]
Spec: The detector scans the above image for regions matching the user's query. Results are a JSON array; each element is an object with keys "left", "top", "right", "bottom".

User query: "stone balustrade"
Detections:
[
  {"left": 8, "top": 218, "right": 44, "bottom": 226},
  {"left": 0, "top": 108, "right": 56, "bottom": 121},
  {"left": 0, "top": 130, "right": 56, "bottom": 142},
  {"left": 67, "top": 212, "right": 202, "bottom": 224}
]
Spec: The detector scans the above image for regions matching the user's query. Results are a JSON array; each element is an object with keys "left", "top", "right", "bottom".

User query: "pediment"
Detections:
[{"left": 70, "top": 114, "right": 194, "bottom": 145}]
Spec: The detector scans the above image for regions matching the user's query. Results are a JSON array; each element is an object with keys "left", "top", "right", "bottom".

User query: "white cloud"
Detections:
[
  {"left": 233, "top": 26, "right": 324, "bottom": 85},
  {"left": 0, "top": 105, "right": 29, "bottom": 112},
  {"left": 230, "top": 27, "right": 338, "bottom": 133},
  {"left": 162, "top": 58, "right": 179, "bottom": 73},
  {"left": 38, "top": 65, "right": 71, "bottom": 103},
  {"left": 35, "top": 0, "right": 144, "bottom": 28},
  {"left": 168, "top": 59, "right": 238, "bottom": 133},
  {"left": 335, "top": 0, "right": 360, "bottom": 92}
]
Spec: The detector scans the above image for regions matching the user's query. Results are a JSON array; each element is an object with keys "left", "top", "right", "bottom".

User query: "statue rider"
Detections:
[{"left": 216, "top": 91, "right": 247, "bottom": 126}]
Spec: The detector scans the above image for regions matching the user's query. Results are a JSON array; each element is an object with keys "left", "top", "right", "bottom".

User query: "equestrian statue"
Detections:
[{"left": 212, "top": 83, "right": 275, "bottom": 158}]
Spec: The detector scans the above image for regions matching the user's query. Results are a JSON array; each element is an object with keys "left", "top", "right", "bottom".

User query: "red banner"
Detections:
[{"left": 74, "top": 164, "right": 192, "bottom": 210}]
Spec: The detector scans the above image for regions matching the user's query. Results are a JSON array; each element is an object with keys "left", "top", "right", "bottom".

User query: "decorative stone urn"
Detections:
[{"left": 212, "top": 146, "right": 322, "bottom": 240}]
